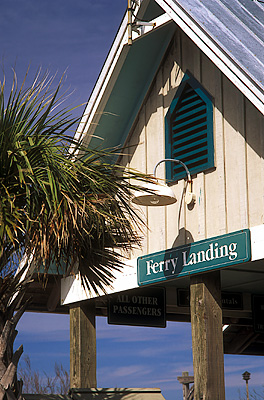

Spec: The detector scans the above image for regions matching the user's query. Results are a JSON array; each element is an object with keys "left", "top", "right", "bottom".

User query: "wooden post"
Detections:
[
  {"left": 70, "top": 301, "right": 97, "bottom": 388},
  {"left": 190, "top": 271, "right": 225, "bottom": 400}
]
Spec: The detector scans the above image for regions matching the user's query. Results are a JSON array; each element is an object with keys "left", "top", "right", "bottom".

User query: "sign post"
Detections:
[
  {"left": 70, "top": 302, "right": 97, "bottom": 388},
  {"left": 190, "top": 271, "right": 225, "bottom": 400}
]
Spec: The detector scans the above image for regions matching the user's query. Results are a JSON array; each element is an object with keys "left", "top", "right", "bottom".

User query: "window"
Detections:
[{"left": 165, "top": 71, "right": 214, "bottom": 181}]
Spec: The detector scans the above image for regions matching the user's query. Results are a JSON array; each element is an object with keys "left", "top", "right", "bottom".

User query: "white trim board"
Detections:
[{"left": 61, "top": 225, "right": 264, "bottom": 306}]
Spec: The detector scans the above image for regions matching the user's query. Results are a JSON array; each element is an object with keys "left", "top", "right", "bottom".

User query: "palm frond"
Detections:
[{"left": 0, "top": 69, "right": 151, "bottom": 294}]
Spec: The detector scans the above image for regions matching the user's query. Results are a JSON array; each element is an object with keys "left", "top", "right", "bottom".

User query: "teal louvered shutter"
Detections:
[{"left": 165, "top": 72, "right": 214, "bottom": 181}]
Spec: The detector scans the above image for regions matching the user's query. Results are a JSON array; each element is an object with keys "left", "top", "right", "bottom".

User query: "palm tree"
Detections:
[{"left": 0, "top": 70, "right": 149, "bottom": 399}]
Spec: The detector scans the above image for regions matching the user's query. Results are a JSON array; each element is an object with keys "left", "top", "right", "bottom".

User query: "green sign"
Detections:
[
  {"left": 108, "top": 287, "right": 166, "bottom": 328},
  {"left": 138, "top": 229, "right": 251, "bottom": 286}
]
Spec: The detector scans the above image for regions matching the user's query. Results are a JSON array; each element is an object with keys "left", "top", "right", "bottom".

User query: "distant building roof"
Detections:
[{"left": 24, "top": 388, "right": 166, "bottom": 400}]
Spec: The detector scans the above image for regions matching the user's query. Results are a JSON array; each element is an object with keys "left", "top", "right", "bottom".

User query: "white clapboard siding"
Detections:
[
  {"left": 127, "top": 108, "right": 148, "bottom": 259},
  {"left": 163, "top": 30, "right": 186, "bottom": 248},
  {"left": 223, "top": 77, "right": 249, "bottom": 232},
  {"left": 201, "top": 53, "right": 227, "bottom": 237},
  {"left": 246, "top": 99, "right": 264, "bottom": 228},
  {"left": 182, "top": 31, "right": 205, "bottom": 242},
  {"left": 121, "top": 28, "right": 264, "bottom": 258},
  {"left": 145, "top": 70, "right": 167, "bottom": 254}
]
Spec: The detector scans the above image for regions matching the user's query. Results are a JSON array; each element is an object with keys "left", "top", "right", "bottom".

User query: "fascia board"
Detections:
[
  {"left": 61, "top": 224, "right": 264, "bottom": 305},
  {"left": 156, "top": 0, "right": 264, "bottom": 115},
  {"left": 61, "top": 259, "right": 138, "bottom": 305},
  {"left": 75, "top": 16, "right": 128, "bottom": 144}
]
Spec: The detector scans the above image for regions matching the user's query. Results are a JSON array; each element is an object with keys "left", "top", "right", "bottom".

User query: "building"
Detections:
[{"left": 61, "top": 0, "right": 264, "bottom": 398}]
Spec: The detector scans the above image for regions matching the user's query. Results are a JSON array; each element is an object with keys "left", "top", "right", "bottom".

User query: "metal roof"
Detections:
[
  {"left": 157, "top": 0, "right": 264, "bottom": 113},
  {"left": 171, "top": 0, "right": 264, "bottom": 85}
]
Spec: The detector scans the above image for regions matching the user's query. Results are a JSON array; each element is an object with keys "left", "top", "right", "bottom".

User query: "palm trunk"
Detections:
[{"left": 0, "top": 275, "right": 30, "bottom": 400}]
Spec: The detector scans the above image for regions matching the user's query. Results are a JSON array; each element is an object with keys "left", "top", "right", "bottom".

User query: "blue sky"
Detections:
[
  {"left": 1, "top": 1, "right": 263, "bottom": 399},
  {"left": 16, "top": 313, "right": 264, "bottom": 400},
  {"left": 0, "top": 0, "right": 126, "bottom": 122}
]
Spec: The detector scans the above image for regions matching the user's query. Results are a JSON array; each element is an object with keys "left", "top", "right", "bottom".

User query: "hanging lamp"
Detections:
[{"left": 131, "top": 158, "right": 196, "bottom": 206}]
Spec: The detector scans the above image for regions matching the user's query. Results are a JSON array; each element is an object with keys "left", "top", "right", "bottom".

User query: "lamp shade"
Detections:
[{"left": 131, "top": 181, "right": 177, "bottom": 206}]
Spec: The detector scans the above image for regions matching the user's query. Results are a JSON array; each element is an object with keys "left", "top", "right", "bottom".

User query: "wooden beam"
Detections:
[
  {"left": 70, "top": 301, "right": 96, "bottom": 388},
  {"left": 190, "top": 271, "right": 225, "bottom": 399},
  {"left": 224, "top": 328, "right": 259, "bottom": 354},
  {"left": 47, "top": 279, "right": 61, "bottom": 312}
]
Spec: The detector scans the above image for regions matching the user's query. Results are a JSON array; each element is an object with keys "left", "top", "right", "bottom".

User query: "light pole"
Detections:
[{"left": 242, "top": 371, "right": 251, "bottom": 400}]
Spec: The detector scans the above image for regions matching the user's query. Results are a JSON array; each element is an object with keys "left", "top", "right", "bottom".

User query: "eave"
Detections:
[{"left": 75, "top": 13, "right": 175, "bottom": 150}]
